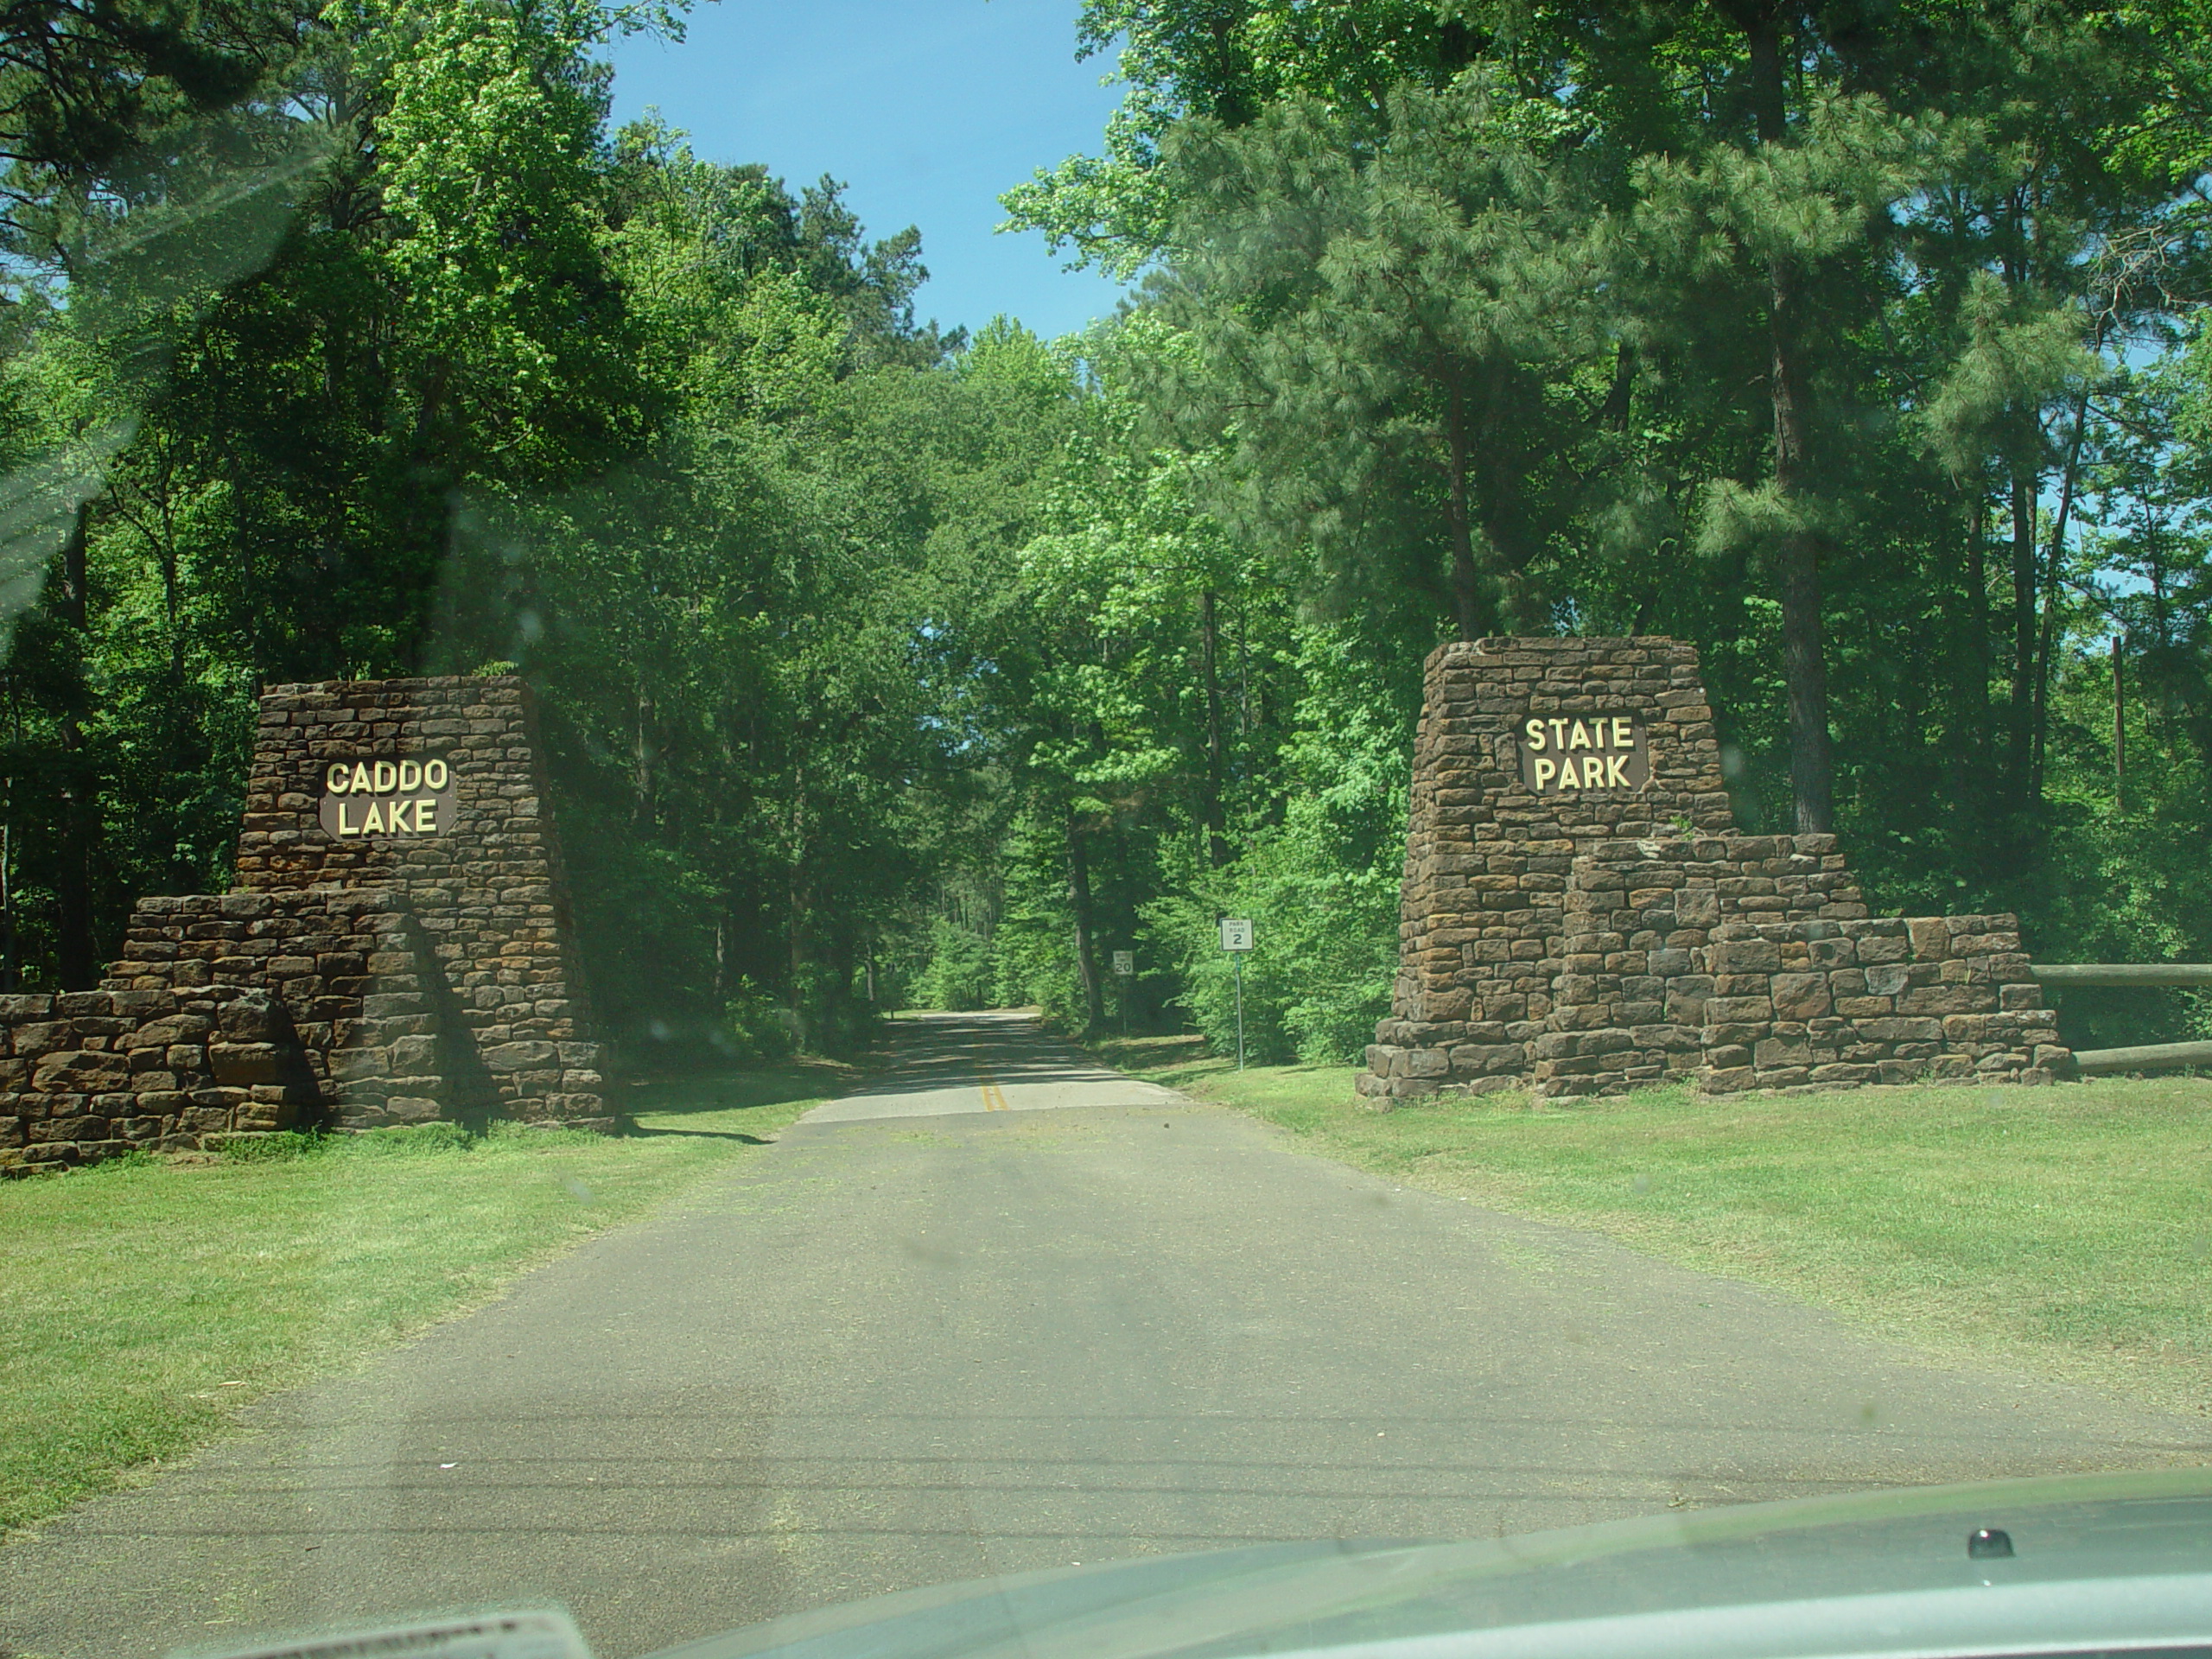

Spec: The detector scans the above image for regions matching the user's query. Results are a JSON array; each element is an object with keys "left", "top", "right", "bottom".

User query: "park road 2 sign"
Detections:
[{"left": 1219, "top": 918, "right": 1254, "bottom": 952}]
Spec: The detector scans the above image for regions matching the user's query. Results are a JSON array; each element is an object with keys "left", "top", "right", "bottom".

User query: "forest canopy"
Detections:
[{"left": 0, "top": 0, "right": 2207, "bottom": 1065}]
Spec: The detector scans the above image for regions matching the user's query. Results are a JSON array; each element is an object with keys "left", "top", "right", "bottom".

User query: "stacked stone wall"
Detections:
[
  {"left": 99, "top": 889, "right": 503, "bottom": 1130},
  {"left": 1531, "top": 834, "right": 1855, "bottom": 1096},
  {"left": 1525, "top": 839, "right": 2061, "bottom": 1096},
  {"left": 0, "top": 985, "right": 318, "bottom": 1169},
  {"left": 1691, "top": 914, "right": 2063, "bottom": 1091},
  {"left": 1359, "top": 638, "right": 2071, "bottom": 1103}
]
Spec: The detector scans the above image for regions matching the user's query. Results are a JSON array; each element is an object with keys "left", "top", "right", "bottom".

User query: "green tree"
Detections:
[{"left": 1146, "top": 76, "right": 1604, "bottom": 640}]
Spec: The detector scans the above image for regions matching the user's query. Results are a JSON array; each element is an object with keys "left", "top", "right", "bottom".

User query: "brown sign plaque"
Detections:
[
  {"left": 1516, "top": 714, "right": 1649, "bottom": 794},
  {"left": 316, "top": 757, "right": 459, "bottom": 838}
]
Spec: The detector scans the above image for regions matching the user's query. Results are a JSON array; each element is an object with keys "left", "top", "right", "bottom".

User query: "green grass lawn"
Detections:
[
  {"left": 1096, "top": 1035, "right": 2212, "bottom": 1417},
  {"left": 0, "top": 1058, "right": 848, "bottom": 1538}
]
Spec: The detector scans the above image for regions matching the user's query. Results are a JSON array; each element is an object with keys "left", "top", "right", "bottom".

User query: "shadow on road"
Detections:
[
  {"left": 616, "top": 1057, "right": 862, "bottom": 1136},
  {"left": 841, "top": 1011, "right": 1119, "bottom": 1099}
]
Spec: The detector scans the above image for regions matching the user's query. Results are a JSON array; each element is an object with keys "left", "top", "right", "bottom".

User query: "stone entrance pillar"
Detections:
[
  {"left": 1358, "top": 638, "right": 1733, "bottom": 1102},
  {"left": 8, "top": 675, "right": 613, "bottom": 1170},
  {"left": 94, "top": 676, "right": 609, "bottom": 1140},
  {"left": 1357, "top": 638, "right": 2066, "bottom": 1102},
  {"left": 226, "top": 676, "right": 607, "bottom": 1128}
]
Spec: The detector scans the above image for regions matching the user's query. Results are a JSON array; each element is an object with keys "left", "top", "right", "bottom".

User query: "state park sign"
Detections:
[
  {"left": 317, "top": 756, "right": 460, "bottom": 838},
  {"left": 1516, "top": 714, "right": 1649, "bottom": 795},
  {"left": 1357, "top": 636, "right": 2068, "bottom": 1106}
]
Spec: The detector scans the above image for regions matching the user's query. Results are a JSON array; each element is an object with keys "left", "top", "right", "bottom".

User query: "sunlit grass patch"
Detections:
[
  {"left": 1128, "top": 1054, "right": 2212, "bottom": 1417},
  {"left": 0, "top": 1065, "right": 833, "bottom": 1538}
]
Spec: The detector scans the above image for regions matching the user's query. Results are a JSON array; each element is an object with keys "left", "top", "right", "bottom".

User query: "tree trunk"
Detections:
[
  {"left": 3, "top": 671, "right": 16, "bottom": 993},
  {"left": 1, "top": 820, "right": 15, "bottom": 994},
  {"left": 1961, "top": 491, "right": 1993, "bottom": 773},
  {"left": 2030, "top": 388, "right": 2091, "bottom": 801},
  {"left": 632, "top": 679, "right": 655, "bottom": 829},
  {"left": 1600, "top": 342, "right": 1637, "bottom": 431},
  {"left": 1198, "top": 589, "right": 1229, "bottom": 868},
  {"left": 2112, "top": 632, "right": 2126, "bottom": 815},
  {"left": 1775, "top": 518, "right": 1832, "bottom": 834},
  {"left": 1441, "top": 378, "right": 1484, "bottom": 640},
  {"left": 1066, "top": 814, "right": 1103, "bottom": 1033},
  {"left": 1741, "top": 5, "right": 1833, "bottom": 834},
  {"left": 1965, "top": 493, "right": 1991, "bottom": 722},
  {"left": 2007, "top": 467, "right": 2038, "bottom": 799},
  {"left": 787, "top": 757, "right": 808, "bottom": 1051},
  {"left": 54, "top": 503, "right": 98, "bottom": 990}
]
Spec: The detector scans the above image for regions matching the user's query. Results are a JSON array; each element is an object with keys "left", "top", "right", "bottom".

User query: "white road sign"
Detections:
[
  {"left": 1218, "top": 918, "right": 1255, "bottom": 952},
  {"left": 1111, "top": 950, "right": 1134, "bottom": 976}
]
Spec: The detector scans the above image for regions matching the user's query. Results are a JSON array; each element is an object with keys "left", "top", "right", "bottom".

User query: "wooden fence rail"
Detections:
[
  {"left": 2071, "top": 1041, "right": 2212, "bottom": 1077},
  {"left": 2029, "top": 963, "right": 2212, "bottom": 988},
  {"left": 2027, "top": 965, "right": 2210, "bottom": 1075}
]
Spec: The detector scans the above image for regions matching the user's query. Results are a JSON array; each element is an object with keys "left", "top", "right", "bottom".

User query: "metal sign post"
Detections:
[{"left": 1218, "top": 919, "right": 1254, "bottom": 1069}]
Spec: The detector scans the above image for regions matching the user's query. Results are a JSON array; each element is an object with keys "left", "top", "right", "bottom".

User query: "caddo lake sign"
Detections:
[
  {"left": 1516, "top": 714, "right": 1649, "bottom": 793},
  {"left": 318, "top": 757, "right": 460, "bottom": 837},
  {"left": 0, "top": 675, "right": 610, "bottom": 1172}
]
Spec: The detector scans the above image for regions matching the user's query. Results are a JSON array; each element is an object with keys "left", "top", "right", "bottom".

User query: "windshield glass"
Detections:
[{"left": 0, "top": 4, "right": 2207, "bottom": 1659}]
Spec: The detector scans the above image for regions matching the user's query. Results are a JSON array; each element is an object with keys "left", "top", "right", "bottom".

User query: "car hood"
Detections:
[{"left": 642, "top": 1468, "right": 2212, "bottom": 1659}]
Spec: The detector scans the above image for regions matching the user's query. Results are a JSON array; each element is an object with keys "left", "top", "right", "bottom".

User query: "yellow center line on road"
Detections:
[{"left": 977, "top": 1061, "right": 1010, "bottom": 1112}]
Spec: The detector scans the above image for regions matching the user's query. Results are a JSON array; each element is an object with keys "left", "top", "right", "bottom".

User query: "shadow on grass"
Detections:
[
  {"left": 619, "top": 1057, "right": 863, "bottom": 1140},
  {"left": 1086, "top": 1031, "right": 1212, "bottom": 1077},
  {"left": 1082, "top": 1031, "right": 1329, "bottom": 1097}
]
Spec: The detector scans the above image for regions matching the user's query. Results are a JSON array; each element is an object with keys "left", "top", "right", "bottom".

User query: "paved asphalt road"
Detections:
[{"left": 3, "top": 1011, "right": 2205, "bottom": 1659}]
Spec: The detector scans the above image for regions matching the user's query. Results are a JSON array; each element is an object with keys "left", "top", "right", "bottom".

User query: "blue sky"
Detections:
[{"left": 601, "top": 3, "right": 1133, "bottom": 342}]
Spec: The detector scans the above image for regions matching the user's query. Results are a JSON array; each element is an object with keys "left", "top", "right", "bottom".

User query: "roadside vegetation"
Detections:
[
  {"left": 0, "top": 1061, "right": 843, "bottom": 1538},
  {"left": 1102, "top": 1037, "right": 2212, "bottom": 1419},
  {"left": 1, "top": 3, "right": 2208, "bottom": 1066}
]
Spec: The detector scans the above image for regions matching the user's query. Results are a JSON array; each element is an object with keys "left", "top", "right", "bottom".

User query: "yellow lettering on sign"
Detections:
[
  {"left": 326, "top": 762, "right": 351, "bottom": 793},
  {"left": 1520, "top": 714, "right": 1643, "bottom": 792},
  {"left": 349, "top": 762, "right": 372, "bottom": 793},
  {"left": 387, "top": 799, "right": 413, "bottom": 833},
  {"left": 372, "top": 760, "right": 397, "bottom": 793},
  {"left": 397, "top": 760, "right": 422, "bottom": 792},
  {"left": 360, "top": 801, "right": 384, "bottom": 834},
  {"left": 424, "top": 759, "right": 448, "bottom": 790},
  {"left": 416, "top": 797, "right": 438, "bottom": 833},
  {"left": 336, "top": 801, "right": 359, "bottom": 836}
]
